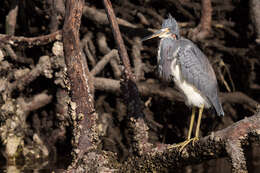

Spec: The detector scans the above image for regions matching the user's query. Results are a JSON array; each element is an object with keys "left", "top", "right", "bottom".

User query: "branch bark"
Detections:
[
  {"left": 103, "top": 0, "right": 134, "bottom": 81},
  {"left": 62, "top": 0, "right": 97, "bottom": 166},
  {"left": 250, "top": 0, "right": 260, "bottom": 43},
  {"left": 83, "top": 5, "right": 137, "bottom": 29},
  {"left": 0, "top": 30, "right": 62, "bottom": 47},
  {"left": 103, "top": 0, "right": 152, "bottom": 155},
  {"left": 5, "top": 0, "right": 18, "bottom": 35},
  {"left": 189, "top": 0, "right": 212, "bottom": 40},
  {"left": 90, "top": 49, "right": 118, "bottom": 76},
  {"left": 120, "top": 111, "right": 260, "bottom": 172}
]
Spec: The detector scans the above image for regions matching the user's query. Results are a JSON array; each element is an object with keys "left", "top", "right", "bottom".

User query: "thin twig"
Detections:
[
  {"left": 200, "top": 0, "right": 212, "bottom": 33},
  {"left": 0, "top": 30, "right": 62, "bottom": 47},
  {"left": 103, "top": 0, "right": 134, "bottom": 80},
  {"left": 97, "top": 32, "right": 121, "bottom": 79},
  {"left": 90, "top": 49, "right": 118, "bottom": 76},
  {"left": 189, "top": 0, "right": 212, "bottom": 40},
  {"left": 132, "top": 37, "right": 144, "bottom": 82},
  {"left": 8, "top": 56, "right": 52, "bottom": 94},
  {"left": 5, "top": 0, "right": 19, "bottom": 35},
  {"left": 166, "top": 0, "right": 195, "bottom": 20},
  {"left": 83, "top": 5, "right": 137, "bottom": 29},
  {"left": 103, "top": 0, "right": 151, "bottom": 155},
  {"left": 3, "top": 44, "right": 33, "bottom": 64},
  {"left": 82, "top": 32, "right": 97, "bottom": 67},
  {"left": 18, "top": 92, "right": 53, "bottom": 113},
  {"left": 93, "top": 77, "right": 183, "bottom": 102}
]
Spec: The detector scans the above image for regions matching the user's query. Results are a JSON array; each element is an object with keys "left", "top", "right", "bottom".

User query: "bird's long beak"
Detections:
[{"left": 141, "top": 28, "right": 170, "bottom": 42}]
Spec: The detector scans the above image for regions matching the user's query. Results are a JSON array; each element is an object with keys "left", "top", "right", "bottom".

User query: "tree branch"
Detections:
[
  {"left": 62, "top": 0, "right": 97, "bottom": 166},
  {"left": 103, "top": 0, "right": 151, "bottom": 155},
  {"left": 189, "top": 0, "right": 212, "bottom": 40},
  {"left": 90, "top": 49, "right": 118, "bottom": 76},
  {"left": 0, "top": 30, "right": 62, "bottom": 47},
  {"left": 93, "top": 77, "right": 259, "bottom": 108},
  {"left": 121, "top": 111, "right": 260, "bottom": 172},
  {"left": 83, "top": 5, "right": 137, "bottom": 29},
  {"left": 103, "top": 0, "right": 134, "bottom": 81}
]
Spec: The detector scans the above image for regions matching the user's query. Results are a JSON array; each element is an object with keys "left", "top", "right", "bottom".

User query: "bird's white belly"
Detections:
[{"left": 171, "top": 59, "right": 210, "bottom": 108}]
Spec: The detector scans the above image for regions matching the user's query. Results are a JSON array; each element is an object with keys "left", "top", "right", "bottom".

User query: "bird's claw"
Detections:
[
  {"left": 192, "top": 137, "right": 199, "bottom": 146},
  {"left": 168, "top": 137, "right": 199, "bottom": 152}
]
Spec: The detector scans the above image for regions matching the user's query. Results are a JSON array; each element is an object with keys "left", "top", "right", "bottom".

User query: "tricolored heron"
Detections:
[{"left": 142, "top": 15, "right": 224, "bottom": 150}]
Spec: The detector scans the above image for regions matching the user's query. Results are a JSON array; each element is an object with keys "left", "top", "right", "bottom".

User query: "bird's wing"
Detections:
[{"left": 177, "top": 39, "right": 224, "bottom": 115}]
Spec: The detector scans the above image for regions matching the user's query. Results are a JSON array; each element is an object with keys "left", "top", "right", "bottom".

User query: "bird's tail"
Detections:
[{"left": 210, "top": 96, "right": 224, "bottom": 116}]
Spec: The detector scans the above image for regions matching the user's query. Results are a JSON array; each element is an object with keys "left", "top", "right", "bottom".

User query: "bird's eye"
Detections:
[{"left": 171, "top": 34, "right": 177, "bottom": 39}]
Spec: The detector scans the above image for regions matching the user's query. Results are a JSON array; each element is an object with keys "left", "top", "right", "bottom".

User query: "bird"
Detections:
[{"left": 142, "top": 14, "right": 224, "bottom": 150}]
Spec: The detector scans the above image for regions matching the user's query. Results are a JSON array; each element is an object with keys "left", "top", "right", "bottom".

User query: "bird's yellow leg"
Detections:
[
  {"left": 179, "top": 104, "right": 205, "bottom": 150},
  {"left": 169, "top": 107, "right": 195, "bottom": 150},
  {"left": 187, "top": 107, "right": 196, "bottom": 140},
  {"left": 169, "top": 105, "right": 204, "bottom": 151},
  {"left": 192, "top": 104, "right": 204, "bottom": 145}
]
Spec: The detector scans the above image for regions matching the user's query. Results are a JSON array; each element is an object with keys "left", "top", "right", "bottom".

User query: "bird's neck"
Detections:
[
  {"left": 159, "top": 37, "right": 177, "bottom": 47},
  {"left": 158, "top": 37, "right": 179, "bottom": 61}
]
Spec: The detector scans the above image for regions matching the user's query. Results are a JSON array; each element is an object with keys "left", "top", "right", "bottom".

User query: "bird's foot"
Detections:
[
  {"left": 192, "top": 137, "right": 199, "bottom": 146},
  {"left": 169, "top": 137, "right": 199, "bottom": 151}
]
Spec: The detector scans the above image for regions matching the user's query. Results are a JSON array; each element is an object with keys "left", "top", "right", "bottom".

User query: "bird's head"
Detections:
[{"left": 142, "top": 14, "right": 180, "bottom": 41}]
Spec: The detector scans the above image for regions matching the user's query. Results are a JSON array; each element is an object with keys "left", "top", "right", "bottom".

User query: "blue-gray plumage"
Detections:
[
  {"left": 142, "top": 14, "right": 224, "bottom": 150},
  {"left": 158, "top": 37, "right": 224, "bottom": 116}
]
